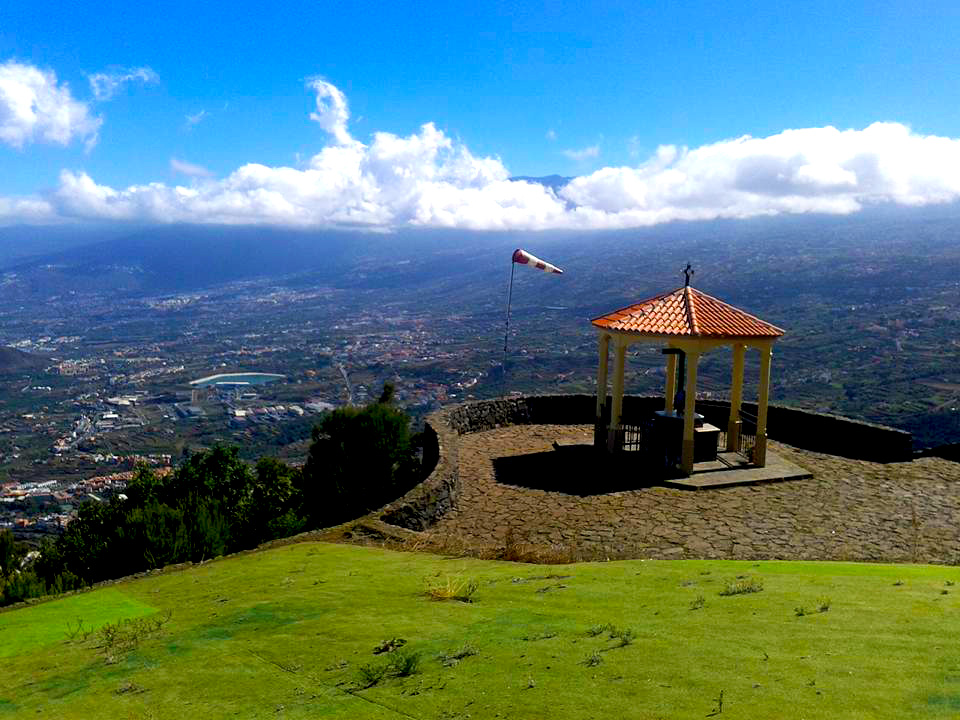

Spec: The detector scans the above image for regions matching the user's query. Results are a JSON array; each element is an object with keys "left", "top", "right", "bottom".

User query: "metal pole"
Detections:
[{"left": 501, "top": 260, "right": 516, "bottom": 397}]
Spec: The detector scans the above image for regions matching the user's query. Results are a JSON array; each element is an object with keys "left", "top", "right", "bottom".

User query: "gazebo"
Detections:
[{"left": 591, "top": 272, "right": 784, "bottom": 476}]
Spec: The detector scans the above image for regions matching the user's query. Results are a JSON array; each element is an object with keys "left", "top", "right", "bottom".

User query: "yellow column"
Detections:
[
  {"left": 726, "top": 343, "right": 746, "bottom": 451},
  {"left": 680, "top": 350, "right": 700, "bottom": 474},
  {"left": 755, "top": 345, "right": 773, "bottom": 467},
  {"left": 606, "top": 338, "right": 627, "bottom": 452},
  {"left": 594, "top": 334, "right": 610, "bottom": 448},
  {"left": 664, "top": 351, "right": 677, "bottom": 414}
]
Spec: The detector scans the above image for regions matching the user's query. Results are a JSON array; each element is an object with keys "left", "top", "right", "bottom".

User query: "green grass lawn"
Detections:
[
  {"left": 0, "top": 587, "right": 156, "bottom": 659},
  {"left": 3, "top": 543, "right": 960, "bottom": 719}
]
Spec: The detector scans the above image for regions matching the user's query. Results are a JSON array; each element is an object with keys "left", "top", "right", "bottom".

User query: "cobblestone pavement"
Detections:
[{"left": 430, "top": 424, "right": 960, "bottom": 562}]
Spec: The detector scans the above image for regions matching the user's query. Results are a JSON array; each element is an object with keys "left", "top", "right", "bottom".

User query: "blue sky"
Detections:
[{"left": 2, "top": 0, "right": 960, "bottom": 229}]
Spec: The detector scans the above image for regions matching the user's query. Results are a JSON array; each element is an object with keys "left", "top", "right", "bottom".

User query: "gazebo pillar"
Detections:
[
  {"left": 594, "top": 333, "right": 610, "bottom": 446},
  {"left": 755, "top": 345, "right": 773, "bottom": 467},
  {"left": 606, "top": 338, "right": 627, "bottom": 452},
  {"left": 680, "top": 350, "right": 701, "bottom": 474},
  {"left": 664, "top": 351, "right": 677, "bottom": 413},
  {"left": 726, "top": 343, "right": 746, "bottom": 451}
]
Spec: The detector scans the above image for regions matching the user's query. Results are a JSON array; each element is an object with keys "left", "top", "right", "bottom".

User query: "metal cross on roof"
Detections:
[{"left": 683, "top": 263, "right": 694, "bottom": 287}]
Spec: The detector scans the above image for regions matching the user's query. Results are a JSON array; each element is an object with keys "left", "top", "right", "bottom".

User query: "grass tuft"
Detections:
[
  {"left": 718, "top": 578, "right": 763, "bottom": 596},
  {"left": 582, "top": 650, "right": 603, "bottom": 667},
  {"left": 424, "top": 575, "right": 479, "bottom": 603},
  {"left": 438, "top": 643, "right": 479, "bottom": 667}
]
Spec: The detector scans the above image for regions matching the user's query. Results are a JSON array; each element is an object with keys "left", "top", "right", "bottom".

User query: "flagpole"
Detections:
[{"left": 501, "top": 258, "right": 517, "bottom": 397}]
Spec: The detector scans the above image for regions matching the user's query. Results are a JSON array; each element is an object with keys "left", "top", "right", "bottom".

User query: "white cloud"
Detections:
[
  {"left": 185, "top": 109, "right": 207, "bottom": 128},
  {"left": 5, "top": 80, "right": 960, "bottom": 230},
  {"left": 170, "top": 157, "right": 213, "bottom": 178},
  {"left": 88, "top": 66, "right": 158, "bottom": 101},
  {"left": 560, "top": 123, "right": 960, "bottom": 227},
  {"left": 0, "top": 60, "right": 101, "bottom": 149},
  {"left": 563, "top": 144, "right": 600, "bottom": 161},
  {"left": 307, "top": 77, "right": 353, "bottom": 146}
]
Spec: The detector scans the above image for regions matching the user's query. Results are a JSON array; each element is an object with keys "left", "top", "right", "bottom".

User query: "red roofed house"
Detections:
[{"left": 592, "top": 273, "right": 784, "bottom": 475}]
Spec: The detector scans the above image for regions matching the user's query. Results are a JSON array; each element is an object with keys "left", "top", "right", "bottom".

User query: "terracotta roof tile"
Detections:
[{"left": 591, "top": 286, "right": 784, "bottom": 339}]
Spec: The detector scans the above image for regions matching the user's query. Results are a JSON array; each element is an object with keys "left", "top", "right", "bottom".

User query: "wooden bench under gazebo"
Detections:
[{"left": 592, "top": 269, "right": 785, "bottom": 478}]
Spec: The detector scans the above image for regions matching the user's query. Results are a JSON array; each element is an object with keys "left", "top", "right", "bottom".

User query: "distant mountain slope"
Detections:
[
  {"left": 0, "top": 225, "right": 368, "bottom": 296},
  {"left": 0, "top": 347, "right": 47, "bottom": 373}
]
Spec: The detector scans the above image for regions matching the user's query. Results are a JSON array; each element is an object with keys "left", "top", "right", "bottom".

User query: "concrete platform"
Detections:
[{"left": 664, "top": 450, "right": 812, "bottom": 489}]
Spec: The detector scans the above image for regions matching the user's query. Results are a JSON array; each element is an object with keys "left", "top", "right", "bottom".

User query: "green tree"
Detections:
[
  {"left": 299, "top": 385, "right": 420, "bottom": 527},
  {"left": 251, "top": 457, "right": 304, "bottom": 544}
]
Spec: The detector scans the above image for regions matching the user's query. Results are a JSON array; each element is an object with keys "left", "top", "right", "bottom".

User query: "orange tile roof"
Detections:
[{"left": 592, "top": 286, "right": 784, "bottom": 339}]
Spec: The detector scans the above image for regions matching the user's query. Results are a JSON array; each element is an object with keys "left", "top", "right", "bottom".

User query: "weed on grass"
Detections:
[
  {"left": 438, "top": 643, "right": 478, "bottom": 668},
  {"left": 388, "top": 649, "right": 421, "bottom": 677},
  {"left": 586, "top": 623, "right": 613, "bottom": 637},
  {"left": 90, "top": 612, "right": 172, "bottom": 664},
  {"left": 795, "top": 606, "right": 807, "bottom": 617},
  {"left": 64, "top": 618, "right": 94, "bottom": 643},
  {"left": 817, "top": 597, "right": 831, "bottom": 613},
  {"left": 356, "top": 662, "right": 388, "bottom": 689},
  {"left": 689, "top": 595, "right": 706, "bottom": 611},
  {"left": 719, "top": 578, "right": 763, "bottom": 596},
  {"left": 707, "top": 689, "right": 725, "bottom": 717},
  {"left": 425, "top": 575, "right": 478, "bottom": 603},
  {"left": 373, "top": 637, "right": 406, "bottom": 654},
  {"left": 355, "top": 649, "right": 422, "bottom": 689},
  {"left": 582, "top": 650, "right": 603, "bottom": 667},
  {"left": 610, "top": 627, "right": 635, "bottom": 647}
]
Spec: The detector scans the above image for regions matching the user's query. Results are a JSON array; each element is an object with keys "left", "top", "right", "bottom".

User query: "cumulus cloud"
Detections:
[
  {"left": 560, "top": 123, "right": 960, "bottom": 227},
  {"left": 170, "top": 157, "right": 213, "bottom": 178},
  {"left": 563, "top": 144, "right": 600, "bottom": 161},
  {"left": 4, "top": 80, "right": 960, "bottom": 230},
  {"left": 0, "top": 60, "right": 101, "bottom": 149},
  {"left": 87, "top": 66, "right": 158, "bottom": 101}
]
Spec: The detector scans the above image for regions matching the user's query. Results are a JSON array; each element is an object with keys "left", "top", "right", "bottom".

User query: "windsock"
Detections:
[{"left": 512, "top": 248, "right": 563, "bottom": 274}]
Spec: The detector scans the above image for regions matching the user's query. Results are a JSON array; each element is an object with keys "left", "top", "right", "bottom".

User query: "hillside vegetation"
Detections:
[
  {"left": 1, "top": 385, "right": 420, "bottom": 607},
  {"left": 3, "top": 542, "right": 959, "bottom": 719}
]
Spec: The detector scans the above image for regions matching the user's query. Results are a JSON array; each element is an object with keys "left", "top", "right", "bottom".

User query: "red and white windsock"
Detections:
[{"left": 512, "top": 248, "right": 563, "bottom": 274}]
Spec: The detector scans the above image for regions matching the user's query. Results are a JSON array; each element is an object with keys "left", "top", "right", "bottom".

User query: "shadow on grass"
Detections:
[{"left": 492, "top": 446, "right": 666, "bottom": 496}]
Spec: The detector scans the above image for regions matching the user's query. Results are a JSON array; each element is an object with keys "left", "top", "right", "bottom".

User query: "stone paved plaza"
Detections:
[{"left": 428, "top": 424, "right": 960, "bottom": 562}]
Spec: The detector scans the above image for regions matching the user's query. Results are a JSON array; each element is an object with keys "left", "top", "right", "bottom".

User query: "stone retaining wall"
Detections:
[
  {"left": 377, "top": 393, "right": 914, "bottom": 532},
  {"left": 379, "top": 410, "right": 461, "bottom": 531}
]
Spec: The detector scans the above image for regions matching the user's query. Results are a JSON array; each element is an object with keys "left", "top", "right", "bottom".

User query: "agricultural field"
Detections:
[{"left": 2, "top": 542, "right": 959, "bottom": 718}]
